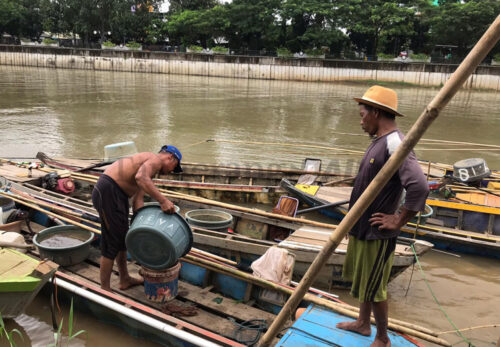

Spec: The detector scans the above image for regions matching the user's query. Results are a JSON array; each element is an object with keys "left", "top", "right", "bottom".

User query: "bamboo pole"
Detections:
[
  {"left": 258, "top": 14, "right": 500, "bottom": 347},
  {"left": 190, "top": 248, "right": 238, "bottom": 266},
  {"left": 3, "top": 190, "right": 101, "bottom": 228},
  {"left": 158, "top": 187, "right": 340, "bottom": 230},
  {"left": 182, "top": 255, "right": 451, "bottom": 346},
  {"left": 68, "top": 171, "right": 341, "bottom": 230},
  {"left": 0, "top": 191, "right": 101, "bottom": 234}
]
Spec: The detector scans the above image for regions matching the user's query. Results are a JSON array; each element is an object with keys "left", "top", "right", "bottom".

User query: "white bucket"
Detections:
[{"left": 104, "top": 141, "right": 137, "bottom": 161}]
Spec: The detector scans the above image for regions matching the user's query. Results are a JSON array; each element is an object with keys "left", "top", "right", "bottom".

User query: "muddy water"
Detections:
[
  {"left": 39, "top": 235, "right": 84, "bottom": 248},
  {"left": 0, "top": 65, "right": 499, "bottom": 346}
]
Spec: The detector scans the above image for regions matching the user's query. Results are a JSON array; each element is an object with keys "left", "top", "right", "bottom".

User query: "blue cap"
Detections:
[{"left": 160, "top": 145, "right": 182, "bottom": 173}]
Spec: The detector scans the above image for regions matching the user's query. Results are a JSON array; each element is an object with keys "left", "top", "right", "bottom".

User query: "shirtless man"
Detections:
[{"left": 91, "top": 145, "right": 182, "bottom": 291}]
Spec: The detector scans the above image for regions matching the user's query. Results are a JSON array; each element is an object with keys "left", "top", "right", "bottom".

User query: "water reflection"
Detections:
[{"left": 1, "top": 66, "right": 499, "bottom": 171}]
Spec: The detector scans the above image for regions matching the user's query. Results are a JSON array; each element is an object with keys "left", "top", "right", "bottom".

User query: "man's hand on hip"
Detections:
[{"left": 368, "top": 212, "right": 402, "bottom": 231}]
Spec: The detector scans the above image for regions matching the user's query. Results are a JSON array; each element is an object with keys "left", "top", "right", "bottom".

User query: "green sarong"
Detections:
[{"left": 342, "top": 236, "right": 396, "bottom": 303}]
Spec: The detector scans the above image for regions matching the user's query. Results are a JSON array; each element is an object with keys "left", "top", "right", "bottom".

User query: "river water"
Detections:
[{"left": 0, "top": 65, "right": 499, "bottom": 346}]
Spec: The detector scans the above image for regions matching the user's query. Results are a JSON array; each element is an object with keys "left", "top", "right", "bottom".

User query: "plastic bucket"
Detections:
[
  {"left": 33, "top": 225, "right": 94, "bottom": 266},
  {"left": 185, "top": 209, "right": 233, "bottom": 232},
  {"left": 140, "top": 262, "right": 181, "bottom": 303},
  {"left": 410, "top": 204, "right": 434, "bottom": 225},
  {"left": 126, "top": 205, "right": 193, "bottom": 270}
]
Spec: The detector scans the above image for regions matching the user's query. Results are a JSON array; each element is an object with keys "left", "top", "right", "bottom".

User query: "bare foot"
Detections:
[
  {"left": 101, "top": 285, "right": 112, "bottom": 292},
  {"left": 336, "top": 320, "right": 371, "bottom": 336},
  {"left": 370, "top": 336, "right": 391, "bottom": 347},
  {"left": 119, "top": 275, "right": 144, "bottom": 290}
]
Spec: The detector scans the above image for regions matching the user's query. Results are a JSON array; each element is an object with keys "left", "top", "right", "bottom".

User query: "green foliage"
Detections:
[
  {"left": 126, "top": 41, "right": 142, "bottom": 50},
  {"left": 169, "top": 0, "right": 218, "bottom": 13},
  {"left": 377, "top": 53, "right": 395, "bottom": 60},
  {"left": 1, "top": 0, "right": 498, "bottom": 60},
  {"left": 167, "top": 5, "right": 229, "bottom": 47},
  {"left": 188, "top": 45, "right": 203, "bottom": 52},
  {"left": 305, "top": 48, "right": 324, "bottom": 57},
  {"left": 276, "top": 47, "right": 292, "bottom": 58},
  {"left": 42, "top": 38, "right": 58, "bottom": 45},
  {"left": 429, "top": 0, "right": 500, "bottom": 55},
  {"left": 0, "top": 313, "right": 23, "bottom": 347},
  {"left": 48, "top": 299, "right": 87, "bottom": 347},
  {"left": 494, "top": 53, "right": 500, "bottom": 62},
  {"left": 410, "top": 53, "right": 429, "bottom": 61},
  {"left": 102, "top": 40, "right": 115, "bottom": 48},
  {"left": 211, "top": 46, "right": 228, "bottom": 54}
]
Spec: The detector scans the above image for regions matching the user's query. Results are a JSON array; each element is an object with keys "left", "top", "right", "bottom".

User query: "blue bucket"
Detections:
[
  {"left": 139, "top": 262, "right": 181, "bottom": 303},
  {"left": 126, "top": 204, "right": 193, "bottom": 270}
]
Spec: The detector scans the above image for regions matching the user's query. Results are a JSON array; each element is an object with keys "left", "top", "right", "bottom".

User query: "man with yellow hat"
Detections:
[{"left": 336, "top": 86, "right": 429, "bottom": 346}]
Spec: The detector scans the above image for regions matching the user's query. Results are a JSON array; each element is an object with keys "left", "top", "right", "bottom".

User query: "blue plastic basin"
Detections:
[{"left": 126, "top": 205, "right": 193, "bottom": 270}]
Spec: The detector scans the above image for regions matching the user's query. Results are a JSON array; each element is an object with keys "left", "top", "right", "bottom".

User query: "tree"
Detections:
[
  {"left": 429, "top": 0, "right": 500, "bottom": 56},
  {"left": 225, "top": 0, "right": 281, "bottom": 51},
  {"left": 0, "top": 0, "right": 25, "bottom": 37},
  {"left": 169, "top": 0, "right": 218, "bottom": 13},
  {"left": 166, "top": 5, "right": 229, "bottom": 47},
  {"left": 339, "top": 0, "right": 419, "bottom": 57},
  {"left": 278, "top": 0, "right": 346, "bottom": 53}
]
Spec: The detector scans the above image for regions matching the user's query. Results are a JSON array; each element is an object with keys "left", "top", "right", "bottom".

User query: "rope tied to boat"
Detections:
[
  {"left": 225, "top": 317, "right": 268, "bottom": 346},
  {"left": 410, "top": 244, "right": 475, "bottom": 346}
]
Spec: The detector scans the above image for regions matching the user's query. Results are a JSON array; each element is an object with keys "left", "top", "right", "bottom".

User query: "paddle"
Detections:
[
  {"left": 74, "top": 160, "right": 116, "bottom": 172},
  {"left": 36, "top": 152, "right": 115, "bottom": 172},
  {"left": 295, "top": 200, "right": 349, "bottom": 215}
]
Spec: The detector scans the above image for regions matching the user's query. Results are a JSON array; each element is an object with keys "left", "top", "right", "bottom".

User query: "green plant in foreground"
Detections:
[
  {"left": 125, "top": 41, "right": 141, "bottom": 50},
  {"left": 0, "top": 314, "right": 23, "bottom": 347},
  {"left": 102, "top": 41, "right": 115, "bottom": 48},
  {"left": 493, "top": 53, "right": 500, "bottom": 62},
  {"left": 48, "top": 299, "right": 87, "bottom": 347}
]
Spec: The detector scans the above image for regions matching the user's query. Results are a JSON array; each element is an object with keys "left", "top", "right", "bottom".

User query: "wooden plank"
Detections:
[
  {"left": 177, "top": 281, "right": 276, "bottom": 325},
  {"left": 63, "top": 262, "right": 239, "bottom": 338}
]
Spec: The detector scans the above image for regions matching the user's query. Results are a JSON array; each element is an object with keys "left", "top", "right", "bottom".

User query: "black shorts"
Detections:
[{"left": 91, "top": 174, "right": 130, "bottom": 259}]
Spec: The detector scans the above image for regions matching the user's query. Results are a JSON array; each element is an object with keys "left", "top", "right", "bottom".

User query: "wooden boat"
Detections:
[
  {"left": 279, "top": 303, "right": 424, "bottom": 347},
  {"left": 12, "top": 220, "right": 439, "bottom": 347},
  {"left": 281, "top": 180, "right": 500, "bottom": 259},
  {"left": 0, "top": 248, "right": 58, "bottom": 318},
  {"left": 5, "top": 180, "right": 432, "bottom": 290},
  {"left": 32, "top": 153, "right": 353, "bottom": 205}
]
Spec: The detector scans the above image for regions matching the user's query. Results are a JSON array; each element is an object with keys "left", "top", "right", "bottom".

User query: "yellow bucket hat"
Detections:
[{"left": 353, "top": 85, "right": 404, "bottom": 117}]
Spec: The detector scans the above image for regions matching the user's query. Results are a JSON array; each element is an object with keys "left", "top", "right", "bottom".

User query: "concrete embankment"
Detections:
[{"left": 1, "top": 45, "right": 499, "bottom": 90}]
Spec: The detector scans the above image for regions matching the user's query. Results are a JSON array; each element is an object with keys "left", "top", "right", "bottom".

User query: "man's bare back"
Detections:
[{"left": 104, "top": 152, "right": 163, "bottom": 197}]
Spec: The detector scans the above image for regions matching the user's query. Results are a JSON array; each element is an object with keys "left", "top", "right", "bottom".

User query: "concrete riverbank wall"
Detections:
[{"left": 1, "top": 45, "right": 499, "bottom": 90}]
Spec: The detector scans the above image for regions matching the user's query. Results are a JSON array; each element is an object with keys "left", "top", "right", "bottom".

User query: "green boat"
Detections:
[{"left": 0, "top": 248, "right": 58, "bottom": 318}]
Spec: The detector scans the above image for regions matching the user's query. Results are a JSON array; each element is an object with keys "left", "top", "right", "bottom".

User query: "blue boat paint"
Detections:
[
  {"left": 278, "top": 304, "right": 418, "bottom": 346},
  {"left": 179, "top": 261, "right": 208, "bottom": 286},
  {"left": 213, "top": 273, "right": 249, "bottom": 301}
]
